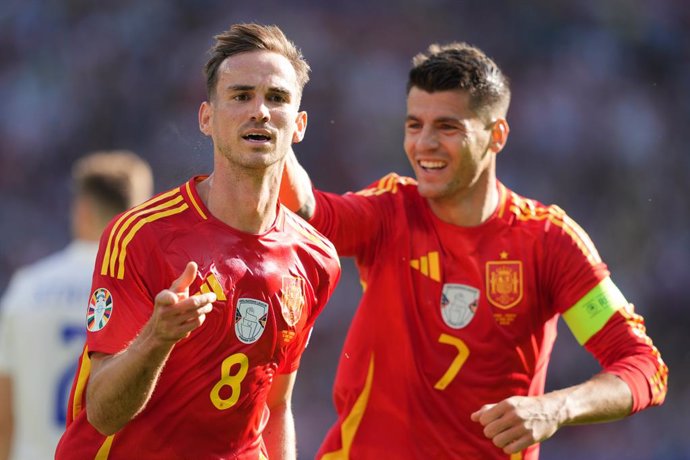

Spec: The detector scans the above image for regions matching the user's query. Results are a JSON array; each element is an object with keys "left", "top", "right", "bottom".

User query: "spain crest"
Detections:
[
  {"left": 280, "top": 276, "right": 305, "bottom": 327},
  {"left": 234, "top": 298, "right": 268, "bottom": 344},
  {"left": 486, "top": 260, "right": 523, "bottom": 309},
  {"left": 440, "top": 284, "right": 480, "bottom": 329}
]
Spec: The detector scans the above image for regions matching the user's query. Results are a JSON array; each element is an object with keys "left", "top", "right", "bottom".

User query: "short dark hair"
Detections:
[
  {"left": 204, "top": 23, "right": 310, "bottom": 99},
  {"left": 408, "top": 42, "right": 511, "bottom": 120},
  {"left": 72, "top": 150, "right": 153, "bottom": 218}
]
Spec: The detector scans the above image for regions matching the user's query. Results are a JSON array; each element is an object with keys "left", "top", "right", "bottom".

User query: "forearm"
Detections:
[
  {"left": 86, "top": 328, "right": 174, "bottom": 435},
  {"left": 263, "top": 401, "right": 296, "bottom": 460},
  {"left": 280, "top": 148, "right": 315, "bottom": 219},
  {"left": 549, "top": 372, "right": 632, "bottom": 426}
]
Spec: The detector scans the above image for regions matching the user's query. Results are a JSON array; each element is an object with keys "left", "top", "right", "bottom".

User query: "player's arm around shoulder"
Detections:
[{"left": 280, "top": 148, "right": 315, "bottom": 220}]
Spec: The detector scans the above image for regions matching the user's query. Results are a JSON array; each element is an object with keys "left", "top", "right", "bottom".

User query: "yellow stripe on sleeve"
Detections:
[
  {"left": 71, "top": 346, "right": 91, "bottom": 420},
  {"left": 116, "top": 203, "right": 189, "bottom": 279},
  {"left": 562, "top": 277, "right": 628, "bottom": 345}
]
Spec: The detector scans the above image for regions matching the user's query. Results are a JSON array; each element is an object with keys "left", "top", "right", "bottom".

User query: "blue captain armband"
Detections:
[{"left": 562, "top": 277, "right": 628, "bottom": 345}]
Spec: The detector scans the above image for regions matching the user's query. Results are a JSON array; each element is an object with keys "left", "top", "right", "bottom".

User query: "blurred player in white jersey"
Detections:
[{"left": 0, "top": 151, "right": 152, "bottom": 460}]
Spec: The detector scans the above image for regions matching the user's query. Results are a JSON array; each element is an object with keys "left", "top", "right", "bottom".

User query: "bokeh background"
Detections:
[{"left": 1, "top": 0, "right": 688, "bottom": 458}]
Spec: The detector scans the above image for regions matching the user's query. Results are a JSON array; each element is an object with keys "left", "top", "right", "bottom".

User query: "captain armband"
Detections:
[{"left": 562, "top": 277, "right": 628, "bottom": 345}]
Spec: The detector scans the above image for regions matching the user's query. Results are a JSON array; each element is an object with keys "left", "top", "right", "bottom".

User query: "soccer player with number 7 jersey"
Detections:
[
  {"left": 281, "top": 42, "right": 667, "bottom": 459},
  {"left": 56, "top": 24, "right": 340, "bottom": 460}
]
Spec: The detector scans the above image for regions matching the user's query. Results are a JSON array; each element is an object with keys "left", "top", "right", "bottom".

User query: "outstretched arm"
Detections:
[
  {"left": 263, "top": 371, "right": 298, "bottom": 460},
  {"left": 471, "top": 372, "right": 631, "bottom": 455},
  {"left": 280, "top": 148, "right": 315, "bottom": 220},
  {"left": 85, "top": 262, "right": 216, "bottom": 435}
]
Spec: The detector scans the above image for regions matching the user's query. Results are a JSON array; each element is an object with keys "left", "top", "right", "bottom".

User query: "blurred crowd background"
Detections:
[{"left": 1, "top": 0, "right": 688, "bottom": 458}]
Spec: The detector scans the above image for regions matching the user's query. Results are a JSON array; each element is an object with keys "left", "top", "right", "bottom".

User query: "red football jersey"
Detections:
[
  {"left": 310, "top": 174, "right": 666, "bottom": 460},
  {"left": 55, "top": 177, "right": 340, "bottom": 460}
]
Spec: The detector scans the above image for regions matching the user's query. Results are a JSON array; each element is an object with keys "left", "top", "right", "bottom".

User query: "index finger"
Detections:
[{"left": 169, "top": 261, "right": 198, "bottom": 296}]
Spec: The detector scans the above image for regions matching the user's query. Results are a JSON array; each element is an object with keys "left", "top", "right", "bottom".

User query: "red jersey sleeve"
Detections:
[
  {"left": 540, "top": 205, "right": 667, "bottom": 413},
  {"left": 310, "top": 174, "right": 415, "bottom": 261},
  {"left": 86, "top": 214, "right": 164, "bottom": 355},
  {"left": 585, "top": 308, "right": 668, "bottom": 413}
]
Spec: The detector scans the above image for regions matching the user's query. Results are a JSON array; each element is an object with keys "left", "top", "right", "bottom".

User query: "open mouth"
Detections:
[
  {"left": 242, "top": 133, "right": 272, "bottom": 142},
  {"left": 418, "top": 160, "right": 447, "bottom": 171}
]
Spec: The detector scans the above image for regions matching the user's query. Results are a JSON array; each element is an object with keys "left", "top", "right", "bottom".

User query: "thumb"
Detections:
[{"left": 169, "top": 261, "right": 198, "bottom": 297}]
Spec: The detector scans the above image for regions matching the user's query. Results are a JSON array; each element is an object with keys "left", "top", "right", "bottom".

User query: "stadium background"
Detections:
[{"left": 1, "top": 1, "right": 688, "bottom": 458}]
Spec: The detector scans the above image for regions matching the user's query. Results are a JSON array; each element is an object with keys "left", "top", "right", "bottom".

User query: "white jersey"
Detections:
[{"left": 0, "top": 241, "right": 97, "bottom": 460}]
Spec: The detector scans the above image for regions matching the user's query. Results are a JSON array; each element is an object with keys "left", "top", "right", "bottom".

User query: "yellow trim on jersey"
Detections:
[
  {"left": 206, "top": 273, "right": 227, "bottom": 301},
  {"left": 508, "top": 196, "right": 601, "bottom": 266},
  {"left": 94, "top": 435, "right": 114, "bottom": 460},
  {"left": 71, "top": 346, "right": 91, "bottom": 419},
  {"left": 101, "top": 189, "right": 180, "bottom": 276},
  {"left": 354, "top": 173, "right": 416, "bottom": 197},
  {"left": 108, "top": 195, "right": 185, "bottom": 277},
  {"left": 116, "top": 203, "right": 189, "bottom": 279},
  {"left": 321, "top": 354, "right": 375, "bottom": 460},
  {"left": 185, "top": 180, "right": 208, "bottom": 220},
  {"left": 562, "top": 277, "right": 627, "bottom": 345},
  {"left": 511, "top": 453, "right": 523, "bottom": 460}
]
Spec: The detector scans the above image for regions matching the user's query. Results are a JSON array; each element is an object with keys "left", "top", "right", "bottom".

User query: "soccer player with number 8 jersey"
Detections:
[
  {"left": 281, "top": 42, "right": 667, "bottom": 459},
  {"left": 55, "top": 23, "right": 340, "bottom": 460}
]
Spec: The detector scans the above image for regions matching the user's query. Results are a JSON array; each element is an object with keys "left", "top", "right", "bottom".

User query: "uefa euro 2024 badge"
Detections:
[
  {"left": 440, "top": 284, "right": 480, "bottom": 329},
  {"left": 234, "top": 298, "right": 269, "bottom": 344},
  {"left": 87, "top": 287, "right": 113, "bottom": 332}
]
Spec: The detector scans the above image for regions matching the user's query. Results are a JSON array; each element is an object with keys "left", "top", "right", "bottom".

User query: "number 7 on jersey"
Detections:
[{"left": 434, "top": 333, "right": 470, "bottom": 390}]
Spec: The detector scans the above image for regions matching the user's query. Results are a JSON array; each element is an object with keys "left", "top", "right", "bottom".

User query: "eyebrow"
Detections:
[
  {"left": 405, "top": 115, "right": 463, "bottom": 124},
  {"left": 226, "top": 85, "right": 293, "bottom": 97}
]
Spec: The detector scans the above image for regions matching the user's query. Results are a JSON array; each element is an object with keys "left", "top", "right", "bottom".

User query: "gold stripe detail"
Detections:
[
  {"left": 207, "top": 273, "right": 227, "bottom": 301},
  {"left": 510, "top": 452, "right": 523, "bottom": 460},
  {"left": 185, "top": 181, "right": 208, "bottom": 220},
  {"left": 101, "top": 189, "right": 181, "bottom": 276},
  {"left": 94, "top": 435, "right": 115, "bottom": 460},
  {"left": 410, "top": 251, "right": 441, "bottom": 282},
  {"left": 109, "top": 195, "right": 185, "bottom": 277},
  {"left": 321, "top": 354, "right": 375, "bottom": 460},
  {"left": 116, "top": 203, "right": 189, "bottom": 279},
  {"left": 200, "top": 283, "right": 211, "bottom": 294},
  {"left": 71, "top": 346, "right": 91, "bottom": 420},
  {"left": 509, "top": 201, "right": 601, "bottom": 266}
]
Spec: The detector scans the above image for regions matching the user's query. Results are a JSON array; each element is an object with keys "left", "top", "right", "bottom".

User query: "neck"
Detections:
[
  {"left": 198, "top": 160, "right": 283, "bottom": 234},
  {"left": 428, "top": 173, "right": 499, "bottom": 227}
]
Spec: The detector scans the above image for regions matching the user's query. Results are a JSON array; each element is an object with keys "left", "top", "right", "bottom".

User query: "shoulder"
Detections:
[
  {"left": 355, "top": 172, "right": 418, "bottom": 197},
  {"left": 282, "top": 209, "right": 338, "bottom": 259},
  {"left": 98, "top": 182, "right": 200, "bottom": 279},
  {"left": 499, "top": 184, "right": 602, "bottom": 263}
]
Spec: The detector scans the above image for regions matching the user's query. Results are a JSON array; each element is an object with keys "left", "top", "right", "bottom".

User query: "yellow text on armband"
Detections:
[{"left": 562, "top": 277, "right": 627, "bottom": 345}]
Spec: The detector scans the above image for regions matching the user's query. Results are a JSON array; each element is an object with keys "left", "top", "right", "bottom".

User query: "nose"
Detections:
[
  {"left": 251, "top": 98, "right": 270, "bottom": 122},
  {"left": 415, "top": 127, "right": 439, "bottom": 152}
]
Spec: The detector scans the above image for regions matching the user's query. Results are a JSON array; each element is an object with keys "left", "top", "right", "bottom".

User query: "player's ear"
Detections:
[
  {"left": 489, "top": 118, "right": 509, "bottom": 154},
  {"left": 199, "top": 101, "right": 213, "bottom": 137},
  {"left": 292, "top": 111, "right": 308, "bottom": 143}
]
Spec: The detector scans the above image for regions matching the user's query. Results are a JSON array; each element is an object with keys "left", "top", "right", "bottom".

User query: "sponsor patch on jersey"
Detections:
[
  {"left": 280, "top": 276, "right": 305, "bottom": 327},
  {"left": 440, "top": 284, "right": 479, "bottom": 329},
  {"left": 234, "top": 298, "right": 268, "bottom": 344},
  {"left": 87, "top": 288, "right": 113, "bottom": 332},
  {"left": 486, "top": 259, "right": 523, "bottom": 309}
]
